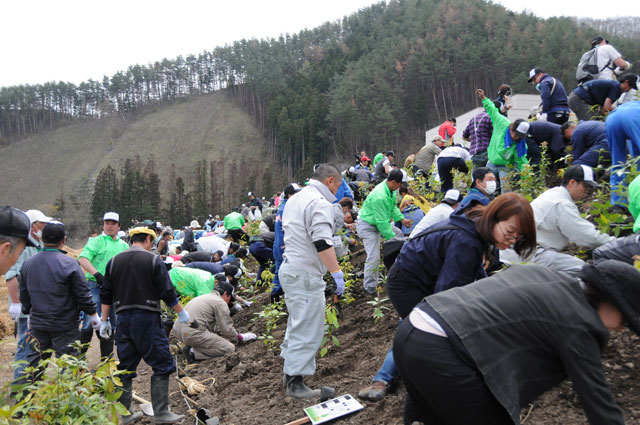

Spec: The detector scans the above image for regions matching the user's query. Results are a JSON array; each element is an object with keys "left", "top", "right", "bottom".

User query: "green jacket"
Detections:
[
  {"left": 373, "top": 152, "right": 384, "bottom": 166},
  {"left": 223, "top": 212, "right": 245, "bottom": 230},
  {"left": 79, "top": 234, "right": 129, "bottom": 282},
  {"left": 484, "top": 98, "right": 529, "bottom": 170},
  {"left": 359, "top": 181, "right": 404, "bottom": 240},
  {"left": 169, "top": 267, "right": 215, "bottom": 298},
  {"left": 629, "top": 175, "right": 640, "bottom": 233}
]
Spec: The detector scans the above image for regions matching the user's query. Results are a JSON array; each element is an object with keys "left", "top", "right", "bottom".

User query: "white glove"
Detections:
[
  {"left": 539, "top": 113, "right": 548, "bottom": 122},
  {"left": 239, "top": 332, "right": 257, "bottom": 342},
  {"left": 243, "top": 300, "right": 253, "bottom": 307},
  {"left": 177, "top": 310, "right": 190, "bottom": 324},
  {"left": 99, "top": 320, "right": 112, "bottom": 339},
  {"left": 90, "top": 314, "right": 101, "bottom": 330},
  {"left": 8, "top": 303, "right": 21, "bottom": 321},
  {"left": 233, "top": 303, "right": 243, "bottom": 312},
  {"left": 27, "top": 316, "right": 31, "bottom": 330}
]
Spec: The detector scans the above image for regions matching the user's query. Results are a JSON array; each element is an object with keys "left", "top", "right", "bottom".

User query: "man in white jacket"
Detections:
[{"left": 529, "top": 165, "right": 614, "bottom": 275}]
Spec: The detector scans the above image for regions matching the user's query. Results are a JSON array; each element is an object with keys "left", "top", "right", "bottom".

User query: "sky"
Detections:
[{"left": 0, "top": 0, "right": 633, "bottom": 88}]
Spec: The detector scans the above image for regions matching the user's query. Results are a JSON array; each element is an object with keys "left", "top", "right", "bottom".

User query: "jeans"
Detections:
[
  {"left": 486, "top": 161, "right": 512, "bottom": 194},
  {"left": 82, "top": 281, "right": 116, "bottom": 330},
  {"left": 12, "top": 317, "right": 30, "bottom": 381},
  {"left": 437, "top": 157, "right": 468, "bottom": 193},
  {"left": 372, "top": 335, "right": 399, "bottom": 385}
]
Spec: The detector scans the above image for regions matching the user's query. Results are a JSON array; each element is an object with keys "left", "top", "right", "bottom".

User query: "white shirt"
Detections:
[
  {"left": 595, "top": 44, "right": 622, "bottom": 80},
  {"left": 197, "top": 235, "right": 231, "bottom": 256},
  {"left": 531, "top": 186, "right": 614, "bottom": 251},
  {"left": 437, "top": 146, "right": 472, "bottom": 161},
  {"left": 409, "top": 203, "right": 454, "bottom": 238}
]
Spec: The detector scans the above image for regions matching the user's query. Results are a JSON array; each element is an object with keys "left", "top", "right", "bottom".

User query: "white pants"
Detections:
[
  {"left": 279, "top": 262, "right": 326, "bottom": 376},
  {"left": 356, "top": 219, "right": 382, "bottom": 292},
  {"left": 500, "top": 246, "right": 584, "bottom": 277}
]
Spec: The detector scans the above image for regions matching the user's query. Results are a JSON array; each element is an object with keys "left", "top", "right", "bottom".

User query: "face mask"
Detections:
[
  {"left": 484, "top": 180, "right": 497, "bottom": 195},
  {"left": 33, "top": 229, "right": 42, "bottom": 241},
  {"left": 535, "top": 83, "right": 541, "bottom": 93}
]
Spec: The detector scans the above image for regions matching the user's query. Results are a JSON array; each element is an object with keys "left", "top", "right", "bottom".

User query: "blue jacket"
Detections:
[
  {"left": 333, "top": 178, "right": 354, "bottom": 203},
  {"left": 574, "top": 80, "right": 621, "bottom": 106},
  {"left": 527, "top": 121, "right": 565, "bottom": 157},
  {"left": 457, "top": 188, "right": 490, "bottom": 211},
  {"left": 273, "top": 199, "right": 287, "bottom": 262},
  {"left": 186, "top": 261, "right": 224, "bottom": 275},
  {"left": 571, "top": 121, "right": 608, "bottom": 160},
  {"left": 393, "top": 208, "right": 488, "bottom": 295},
  {"left": 539, "top": 74, "right": 569, "bottom": 113}
]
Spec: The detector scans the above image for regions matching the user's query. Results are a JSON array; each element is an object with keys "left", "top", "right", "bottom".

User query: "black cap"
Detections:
[
  {"left": 235, "top": 247, "right": 248, "bottom": 259},
  {"left": 580, "top": 260, "right": 640, "bottom": 335},
  {"left": 618, "top": 73, "right": 638, "bottom": 90},
  {"left": 0, "top": 206, "right": 36, "bottom": 247},
  {"left": 42, "top": 221, "right": 66, "bottom": 245},
  {"left": 591, "top": 35, "right": 605, "bottom": 47},
  {"left": 283, "top": 183, "right": 302, "bottom": 197},
  {"left": 385, "top": 151, "right": 395, "bottom": 157},
  {"left": 215, "top": 280, "right": 235, "bottom": 302}
]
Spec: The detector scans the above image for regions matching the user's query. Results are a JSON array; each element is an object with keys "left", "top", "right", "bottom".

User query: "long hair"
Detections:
[{"left": 466, "top": 192, "right": 536, "bottom": 258}]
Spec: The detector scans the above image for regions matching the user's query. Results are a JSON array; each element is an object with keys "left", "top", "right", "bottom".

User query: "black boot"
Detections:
[
  {"left": 96, "top": 330, "right": 114, "bottom": 360},
  {"left": 284, "top": 374, "right": 321, "bottom": 399},
  {"left": 119, "top": 377, "right": 143, "bottom": 424},
  {"left": 79, "top": 328, "right": 93, "bottom": 355},
  {"left": 150, "top": 375, "right": 184, "bottom": 424}
]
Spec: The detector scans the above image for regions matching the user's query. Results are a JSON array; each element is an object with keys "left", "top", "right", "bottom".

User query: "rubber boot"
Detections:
[
  {"left": 79, "top": 328, "right": 93, "bottom": 355},
  {"left": 150, "top": 375, "right": 184, "bottom": 424},
  {"left": 96, "top": 330, "right": 114, "bottom": 360},
  {"left": 284, "top": 374, "right": 321, "bottom": 399},
  {"left": 119, "top": 377, "right": 143, "bottom": 424}
]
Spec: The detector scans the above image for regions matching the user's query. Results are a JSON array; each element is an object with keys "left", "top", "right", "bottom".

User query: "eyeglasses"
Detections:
[{"left": 498, "top": 222, "right": 524, "bottom": 243}]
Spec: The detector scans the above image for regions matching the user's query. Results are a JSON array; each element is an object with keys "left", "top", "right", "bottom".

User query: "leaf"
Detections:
[
  {"left": 320, "top": 347, "right": 328, "bottom": 358},
  {"left": 105, "top": 390, "right": 122, "bottom": 402},
  {"left": 332, "top": 336, "right": 340, "bottom": 347}
]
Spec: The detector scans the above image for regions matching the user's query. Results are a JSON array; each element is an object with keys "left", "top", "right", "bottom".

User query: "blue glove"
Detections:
[
  {"left": 177, "top": 309, "right": 190, "bottom": 324},
  {"left": 331, "top": 270, "right": 345, "bottom": 297},
  {"left": 99, "top": 320, "right": 112, "bottom": 339}
]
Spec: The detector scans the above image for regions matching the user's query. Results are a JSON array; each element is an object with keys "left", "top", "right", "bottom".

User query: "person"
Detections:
[
  {"left": 359, "top": 193, "right": 536, "bottom": 403},
  {"left": 438, "top": 118, "right": 457, "bottom": 143},
  {"left": 462, "top": 110, "right": 493, "bottom": 168},
  {"left": 170, "top": 263, "right": 217, "bottom": 298},
  {"left": 99, "top": 226, "right": 190, "bottom": 424},
  {"left": 414, "top": 136, "right": 444, "bottom": 179},
  {"left": 351, "top": 158, "right": 374, "bottom": 183},
  {"left": 568, "top": 73, "right": 638, "bottom": 121},
  {"left": 394, "top": 260, "right": 640, "bottom": 425},
  {"left": 223, "top": 209, "right": 247, "bottom": 242},
  {"left": 185, "top": 260, "right": 224, "bottom": 275},
  {"left": 333, "top": 177, "right": 354, "bottom": 203},
  {"left": 0, "top": 206, "right": 34, "bottom": 276},
  {"left": 593, "top": 174, "right": 640, "bottom": 264},
  {"left": 492, "top": 84, "right": 512, "bottom": 117},
  {"left": 181, "top": 247, "right": 225, "bottom": 264},
  {"left": 457, "top": 167, "right": 496, "bottom": 211},
  {"left": 220, "top": 246, "right": 247, "bottom": 265},
  {"left": 527, "top": 67, "right": 571, "bottom": 125},
  {"left": 590, "top": 35, "right": 631, "bottom": 81},
  {"left": 354, "top": 155, "right": 372, "bottom": 171},
  {"left": 525, "top": 121, "right": 566, "bottom": 164},
  {"left": 374, "top": 151, "right": 394, "bottom": 183},
  {"left": 181, "top": 220, "right": 200, "bottom": 252},
  {"left": 5, "top": 209, "right": 52, "bottom": 383},
  {"left": 19, "top": 222, "right": 100, "bottom": 384},
  {"left": 77, "top": 212, "right": 128, "bottom": 360},
  {"left": 409, "top": 190, "right": 462, "bottom": 238},
  {"left": 356, "top": 170, "right": 411, "bottom": 295},
  {"left": 279, "top": 164, "right": 343, "bottom": 399},
  {"left": 476, "top": 88, "right": 530, "bottom": 193},
  {"left": 172, "top": 281, "right": 256, "bottom": 363},
  {"left": 154, "top": 231, "right": 171, "bottom": 256},
  {"left": 248, "top": 192, "right": 263, "bottom": 221},
  {"left": 249, "top": 231, "right": 275, "bottom": 285},
  {"left": 512, "top": 165, "right": 614, "bottom": 276},
  {"left": 561, "top": 120, "right": 610, "bottom": 167},
  {"left": 606, "top": 101, "right": 640, "bottom": 208},
  {"left": 436, "top": 145, "right": 471, "bottom": 193},
  {"left": 271, "top": 183, "right": 302, "bottom": 303},
  {"left": 398, "top": 185, "right": 431, "bottom": 215}
]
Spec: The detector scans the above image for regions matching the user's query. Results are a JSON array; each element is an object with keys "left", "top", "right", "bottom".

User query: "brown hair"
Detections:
[
  {"left": 466, "top": 192, "right": 536, "bottom": 258},
  {"left": 338, "top": 197, "right": 353, "bottom": 210}
]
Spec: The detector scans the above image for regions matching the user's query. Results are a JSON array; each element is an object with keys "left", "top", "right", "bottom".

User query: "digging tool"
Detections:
[
  {"left": 190, "top": 318, "right": 199, "bottom": 328},
  {"left": 132, "top": 392, "right": 153, "bottom": 416},
  {"left": 333, "top": 295, "right": 343, "bottom": 319}
]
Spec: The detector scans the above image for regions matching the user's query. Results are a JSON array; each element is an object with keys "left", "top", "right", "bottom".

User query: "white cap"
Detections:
[
  {"left": 579, "top": 165, "right": 599, "bottom": 187},
  {"left": 528, "top": 68, "right": 537, "bottom": 80},
  {"left": 164, "top": 257, "right": 175, "bottom": 264},
  {"left": 233, "top": 268, "right": 243, "bottom": 279},
  {"left": 514, "top": 121, "right": 530, "bottom": 138},
  {"left": 248, "top": 192, "right": 253, "bottom": 197},
  {"left": 103, "top": 212, "right": 120, "bottom": 222},
  {"left": 443, "top": 189, "right": 461, "bottom": 203},
  {"left": 25, "top": 209, "right": 53, "bottom": 224},
  {"left": 117, "top": 230, "right": 126, "bottom": 238},
  {"left": 190, "top": 220, "right": 200, "bottom": 228}
]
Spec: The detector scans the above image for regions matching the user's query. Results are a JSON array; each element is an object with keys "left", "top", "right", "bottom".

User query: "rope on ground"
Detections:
[
  {"left": 176, "top": 376, "right": 215, "bottom": 396},
  {"left": 521, "top": 403, "right": 535, "bottom": 423}
]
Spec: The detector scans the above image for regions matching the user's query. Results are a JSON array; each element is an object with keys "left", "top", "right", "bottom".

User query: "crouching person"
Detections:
[
  {"left": 172, "top": 280, "right": 256, "bottom": 363},
  {"left": 394, "top": 260, "right": 640, "bottom": 425},
  {"left": 100, "top": 227, "right": 191, "bottom": 424}
]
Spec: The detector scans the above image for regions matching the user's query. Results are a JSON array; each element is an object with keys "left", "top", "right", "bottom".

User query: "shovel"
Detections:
[
  {"left": 333, "top": 294, "right": 343, "bottom": 319},
  {"left": 132, "top": 392, "right": 154, "bottom": 416}
]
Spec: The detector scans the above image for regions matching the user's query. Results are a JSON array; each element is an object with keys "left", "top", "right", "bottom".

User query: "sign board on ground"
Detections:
[{"left": 303, "top": 394, "right": 364, "bottom": 424}]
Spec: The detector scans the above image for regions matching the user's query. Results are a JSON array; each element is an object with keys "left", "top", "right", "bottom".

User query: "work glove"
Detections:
[
  {"left": 243, "top": 300, "right": 253, "bottom": 307},
  {"left": 233, "top": 303, "right": 243, "bottom": 312},
  {"left": 8, "top": 303, "right": 21, "bottom": 321},
  {"left": 99, "top": 320, "right": 112, "bottom": 339},
  {"left": 93, "top": 272, "right": 104, "bottom": 286},
  {"left": 27, "top": 316, "right": 31, "bottom": 330},
  {"left": 238, "top": 332, "right": 257, "bottom": 342},
  {"left": 539, "top": 113, "right": 548, "bottom": 122},
  {"left": 90, "top": 314, "right": 101, "bottom": 330},
  {"left": 331, "top": 270, "right": 345, "bottom": 297},
  {"left": 177, "top": 309, "right": 190, "bottom": 324}
]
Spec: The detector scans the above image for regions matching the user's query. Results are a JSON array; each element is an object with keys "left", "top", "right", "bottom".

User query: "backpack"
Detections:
[{"left": 576, "top": 47, "right": 610, "bottom": 83}]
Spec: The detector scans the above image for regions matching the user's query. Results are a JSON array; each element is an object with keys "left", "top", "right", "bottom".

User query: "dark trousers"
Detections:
[
  {"left": 525, "top": 139, "right": 542, "bottom": 167},
  {"left": 26, "top": 327, "right": 80, "bottom": 382},
  {"left": 249, "top": 240, "right": 275, "bottom": 283},
  {"left": 547, "top": 110, "right": 570, "bottom": 125},
  {"left": 386, "top": 263, "right": 429, "bottom": 319},
  {"left": 227, "top": 228, "right": 247, "bottom": 243},
  {"left": 573, "top": 143, "right": 611, "bottom": 167},
  {"left": 115, "top": 309, "right": 175, "bottom": 378},
  {"left": 437, "top": 157, "right": 468, "bottom": 193},
  {"left": 393, "top": 320, "right": 512, "bottom": 425}
]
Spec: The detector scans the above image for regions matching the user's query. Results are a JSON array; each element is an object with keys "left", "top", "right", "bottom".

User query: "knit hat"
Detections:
[{"left": 579, "top": 260, "right": 640, "bottom": 335}]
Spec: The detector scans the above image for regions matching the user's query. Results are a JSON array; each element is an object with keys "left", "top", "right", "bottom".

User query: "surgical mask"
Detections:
[
  {"left": 33, "top": 229, "right": 42, "bottom": 241},
  {"left": 484, "top": 180, "right": 497, "bottom": 195},
  {"left": 535, "top": 83, "right": 541, "bottom": 93}
]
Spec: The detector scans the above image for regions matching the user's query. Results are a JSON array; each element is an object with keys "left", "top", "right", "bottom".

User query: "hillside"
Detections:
[{"left": 0, "top": 92, "right": 286, "bottom": 241}]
